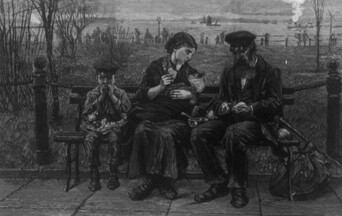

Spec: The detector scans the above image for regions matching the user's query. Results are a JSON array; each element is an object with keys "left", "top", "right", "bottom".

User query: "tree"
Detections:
[
  {"left": 0, "top": 0, "right": 42, "bottom": 112},
  {"left": 55, "top": 0, "right": 96, "bottom": 58},
  {"left": 327, "top": 10, "right": 336, "bottom": 52},
  {"left": 31, "top": 0, "right": 61, "bottom": 120},
  {"left": 311, "top": 0, "right": 325, "bottom": 72}
]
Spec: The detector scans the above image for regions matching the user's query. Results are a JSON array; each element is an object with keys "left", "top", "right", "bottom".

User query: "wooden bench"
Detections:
[{"left": 54, "top": 85, "right": 299, "bottom": 200}]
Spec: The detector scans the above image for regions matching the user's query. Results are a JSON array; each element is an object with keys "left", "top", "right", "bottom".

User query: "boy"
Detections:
[{"left": 81, "top": 59, "right": 131, "bottom": 192}]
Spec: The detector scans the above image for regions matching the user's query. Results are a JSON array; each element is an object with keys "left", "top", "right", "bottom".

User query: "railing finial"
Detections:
[
  {"left": 34, "top": 56, "right": 47, "bottom": 71},
  {"left": 327, "top": 60, "right": 339, "bottom": 75}
]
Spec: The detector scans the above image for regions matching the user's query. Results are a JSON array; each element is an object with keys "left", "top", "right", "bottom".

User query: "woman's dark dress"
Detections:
[{"left": 127, "top": 56, "right": 203, "bottom": 179}]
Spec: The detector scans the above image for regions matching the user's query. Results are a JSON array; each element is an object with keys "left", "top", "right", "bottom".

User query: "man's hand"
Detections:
[
  {"left": 170, "top": 89, "right": 193, "bottom": 99},
  {"left": 217, "top": 102, "right": 230, "bottom": 115},
  {"left": 232, "top": 102, "right": 253, "bottom": 118}
]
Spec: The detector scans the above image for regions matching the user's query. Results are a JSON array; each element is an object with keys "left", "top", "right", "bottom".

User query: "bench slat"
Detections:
[
  {"left": 72, "top": 86, "right": 140, "bottom": 95},
  {"left": 69, "top": 94, "right": 295, "bottom": 105},
  {"left": 70, "top": 86, "right": 295, "bottom": 105},
  {"left": 71, "top": 86, "right": 294, "bottom": 96},
  {"left": 54, "top": 132, "right": 86, "bottom": 142}
]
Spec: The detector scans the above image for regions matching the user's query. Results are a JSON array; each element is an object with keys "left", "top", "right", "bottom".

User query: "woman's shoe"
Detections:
[
  {"left": 231, "top": 188, "right": 249, "bottom": 208},
  {"left": 107, "top": 175, "right": 120, "bottom": 191},
  {"left": 194, "top": 183, "right": 229, "bottom": 203},
  {"left": 157, "top": 178, "right": 177, "bottom": 200},
  {"left": 128, "top": 176, "right": 157, "bottom": 201}
]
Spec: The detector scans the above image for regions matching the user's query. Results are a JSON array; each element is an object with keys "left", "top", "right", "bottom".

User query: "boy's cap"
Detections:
[
  {"left": 93, "top": 59, "right": 119, "bottom": 75},
  {"left": 225, "top": 31, "right": 256, "bottom": 48}
]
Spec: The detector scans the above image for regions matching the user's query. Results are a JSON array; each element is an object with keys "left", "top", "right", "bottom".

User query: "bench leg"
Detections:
[
  {"left": 74, "top": 143, "right": 80, "bottom": 184},
  {"left": 65, "top": 143, "right": 72, "bottom": 192},
  {"left": 287, "top": 147, "right": 294, "bottom": 201}
]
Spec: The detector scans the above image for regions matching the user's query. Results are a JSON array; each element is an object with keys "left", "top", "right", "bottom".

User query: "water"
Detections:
[{"left": 84, "top": 19, "right": 342, "bottom": 46}]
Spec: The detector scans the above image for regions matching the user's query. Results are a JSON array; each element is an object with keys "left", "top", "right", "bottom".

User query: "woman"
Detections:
[{"left": 126, "top": 32, "right": 204, "bottom": 201}]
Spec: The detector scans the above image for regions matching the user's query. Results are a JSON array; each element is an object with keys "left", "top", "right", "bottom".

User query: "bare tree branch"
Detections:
[
  {"left": 55, "top": 0, "right": 96, "bottom": 57},
  {"left": 311, "top": 0, "right": 325, "bottom": 72}
]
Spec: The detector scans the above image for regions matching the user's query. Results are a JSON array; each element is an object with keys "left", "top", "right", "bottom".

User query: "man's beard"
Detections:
[
  {"left": 234, "top": 55, "right": 257, "bottom": 80},
  {"left": 233, "top": 53, "right": 257, "bottom": 69},
  {"left": 234, "top": 66, "right": 256, "bottom": 80}
]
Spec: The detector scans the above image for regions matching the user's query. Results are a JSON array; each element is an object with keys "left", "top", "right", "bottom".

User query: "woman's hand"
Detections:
[
  {"left": 148, "top": 75, "right": 173, "bottom": 100},
  {"left": 159, "top": 74, "right": 173, "bottom": 89},
  {"left": 170, "top": 89, "right": 193, "bottom": 100}
]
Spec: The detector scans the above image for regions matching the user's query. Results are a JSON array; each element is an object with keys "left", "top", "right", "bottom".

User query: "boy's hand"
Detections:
[
  {"left": 108, "top": 85, "right": 119, "bottom": 103},
  {"left": 101, "top": 84, "right": 109, "bottom": 94},
  {"left": 98, "top": 84, "right": 109, "bottom": 102}
]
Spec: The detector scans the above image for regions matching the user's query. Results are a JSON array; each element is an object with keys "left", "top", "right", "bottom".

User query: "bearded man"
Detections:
[{"left": 190, "top": 31, "right": 282, "bottom": 208}]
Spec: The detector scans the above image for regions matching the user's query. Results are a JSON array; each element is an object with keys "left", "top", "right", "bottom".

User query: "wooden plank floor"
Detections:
[{"left": 0, "top": 177, "right": 341, "bottom": 216}]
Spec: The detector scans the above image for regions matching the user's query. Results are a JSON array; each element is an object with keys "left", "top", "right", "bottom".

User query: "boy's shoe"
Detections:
[{"left": 89, "top": 168, "right": 101, "bottom": 192}]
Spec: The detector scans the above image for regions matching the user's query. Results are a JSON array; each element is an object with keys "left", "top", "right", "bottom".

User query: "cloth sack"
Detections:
[{"left": 269, "top": 144, "right": 332, "bottom": 199}]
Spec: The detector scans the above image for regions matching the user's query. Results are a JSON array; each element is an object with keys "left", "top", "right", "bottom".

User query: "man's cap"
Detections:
[
  {"left": 93, "top": 59, "right": 119, "bottom": 75},
  {"left": 225, "top": 31, "right": 256, "bottom": 48}
]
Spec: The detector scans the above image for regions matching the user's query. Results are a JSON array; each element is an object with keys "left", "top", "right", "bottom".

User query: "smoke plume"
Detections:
[
  {"left": 225, "top": 0, "right": 243, "bottom": 13},
  {"left": 282, "top": 0, "right": 306, "bottom": 22}
]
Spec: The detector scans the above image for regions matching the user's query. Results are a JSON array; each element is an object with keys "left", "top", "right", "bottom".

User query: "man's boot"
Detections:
[
  {"left": 194, "top": 183, "right": 229, "bottom": 203},
  {"left": 128, "top": 175, "right": 157, "bottom": 201},
  {"left": 107, "top": 165, "right": 120, "bottom": 191},
  {"left": 156, "top": 177, "right": 177, "bottom": 200},
  {"left": 88, "top": 167, "right": 101, "bottom": 192},
  {"left": 231, "top": 188, "right": 249, "bottom": 208}
]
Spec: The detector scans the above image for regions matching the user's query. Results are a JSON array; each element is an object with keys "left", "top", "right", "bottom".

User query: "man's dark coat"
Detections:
[{"left": 208, "top": 54, "right": 283, "bottom": 146}]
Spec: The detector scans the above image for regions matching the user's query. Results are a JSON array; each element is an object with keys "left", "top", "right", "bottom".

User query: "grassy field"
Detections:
[
  {"left": 0, "top": 42, "right": 341, "bottom": 172},
  {"left": 59, "top": 43, "right": 334, "bottom": 86}
]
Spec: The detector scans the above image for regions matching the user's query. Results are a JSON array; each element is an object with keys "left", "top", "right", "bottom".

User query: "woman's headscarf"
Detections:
[{"left": 165, "top": 32, "right": 198, "bottom": 54}]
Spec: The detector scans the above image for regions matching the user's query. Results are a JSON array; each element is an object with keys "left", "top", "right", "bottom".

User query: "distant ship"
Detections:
[
  {"left": 208, "top": 20, "right": 221, "bottom": 26},
  {"left": 287, "top": 21, "right": 314, "bottom": 29},
  {"left": 200, "top": 15, "right": 221, "bottom": 26},
  {"left": 200, "top": 15, "right": 206, "bottom": 24}
]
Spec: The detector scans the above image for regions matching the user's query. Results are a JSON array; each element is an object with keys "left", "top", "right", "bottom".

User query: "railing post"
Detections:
[
  {"left": 326, "top": 60, "right": 341, "bottom": 161},
  {"left": 33, "top": 57, "right": 50, "bottom": 165}
]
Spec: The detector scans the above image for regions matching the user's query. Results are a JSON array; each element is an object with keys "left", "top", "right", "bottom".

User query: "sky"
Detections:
[{"left": 98, "top": 0, "right": 342, "bottom": 22}]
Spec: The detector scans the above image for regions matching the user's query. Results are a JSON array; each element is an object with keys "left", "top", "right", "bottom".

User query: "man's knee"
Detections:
[
  {"left": 224, "top": 121, "right": 260, "bottom": 151},
  {"left": 224, "top": 127, "right": 246, "bottom": 152},
  {"left": 226, "top": 121, "right": 259, "bottom": 138}
]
